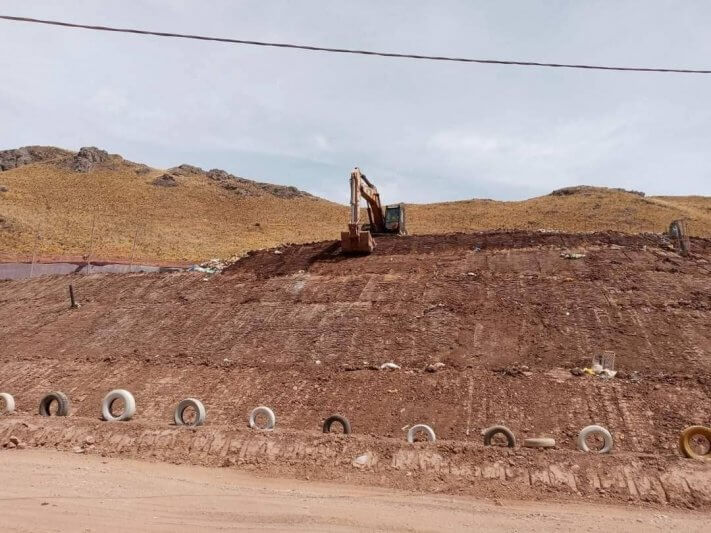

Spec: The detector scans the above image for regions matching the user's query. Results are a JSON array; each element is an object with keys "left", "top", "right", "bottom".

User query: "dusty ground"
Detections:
[
  {"left": 0, "top": 230, "right": 709, "bottom": 513},
  {"left": 0, "top": 449, "right": 707, "bottom": 533}
]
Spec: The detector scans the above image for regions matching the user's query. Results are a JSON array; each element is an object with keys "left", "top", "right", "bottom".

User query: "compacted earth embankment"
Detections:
[{"left": 1, "top": 230, "right": 709, "bottom": 508}]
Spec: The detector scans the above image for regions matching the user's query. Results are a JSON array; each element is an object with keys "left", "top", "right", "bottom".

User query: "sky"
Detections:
[{"left": 1, "top": 1, "right": 710, "bottom": 204}]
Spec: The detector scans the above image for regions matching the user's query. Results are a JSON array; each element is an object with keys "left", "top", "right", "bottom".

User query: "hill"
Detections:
[
  {"left": 1, "top": 146, "right": 710, "bottom": 261},
  {"left": 0, "top": 146, "right": 345, "bottom": 262}
]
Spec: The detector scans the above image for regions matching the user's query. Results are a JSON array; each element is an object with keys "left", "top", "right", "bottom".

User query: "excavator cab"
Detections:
[
  {"left": 384, "top": 204, "right": 406, "bottom": 234},
  {"left": 340, "top": 168, "right": 406, "bottom": 254}
]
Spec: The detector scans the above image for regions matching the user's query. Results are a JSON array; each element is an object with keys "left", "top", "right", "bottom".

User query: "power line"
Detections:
[{"left": 2, "top": 14, "right": 711, "bottom": 75}]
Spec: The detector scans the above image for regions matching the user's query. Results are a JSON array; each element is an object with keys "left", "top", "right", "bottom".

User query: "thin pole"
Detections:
[
  {"left": 69, "top": 284, "right": 79, "bottom": 308},
  {"left": 86, "top": 214, "right": 96, "bottom": 275}
]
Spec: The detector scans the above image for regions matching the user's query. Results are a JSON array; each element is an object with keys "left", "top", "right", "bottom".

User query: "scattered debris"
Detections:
[
  {"left": 352, "top": 452, "right": 374, "bottom": 467},
  {"left": 425, "top": 362, "right": 446, "bottom": 373},
  {"left": 380, "top": 362, "right": 401, "bottom": 371},
  {"left": 189, "top": 256, "right": 245, "bottom": 276},
  {"left": 560, "top": 252, "right": 586, "bottom": 260},
  {"left": 189, "top": 265, "right": 218, "bottom": 275},
  {"left": 494, "top": 365, "right": 532, "bottom": 377}
]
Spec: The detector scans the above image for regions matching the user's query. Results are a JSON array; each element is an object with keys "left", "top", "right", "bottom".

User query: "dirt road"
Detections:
[{"left": 0, "top": 450, "right": 706, "bottom": 532}]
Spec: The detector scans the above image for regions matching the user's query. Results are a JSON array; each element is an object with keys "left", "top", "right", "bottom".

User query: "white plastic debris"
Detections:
[
  {"left": 380, "top": 362, "right": 401, "bottom": 371},
  {"left": 425, "top": 362, "right": 446, "bottom": 373}
]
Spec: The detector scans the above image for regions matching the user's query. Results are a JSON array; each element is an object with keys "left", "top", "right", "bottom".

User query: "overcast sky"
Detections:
[{"left": 1, "top": 1, "right": 710, "bottom": 203}]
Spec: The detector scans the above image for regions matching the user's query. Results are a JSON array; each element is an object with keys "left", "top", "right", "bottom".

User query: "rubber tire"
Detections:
[
  {"left": 0, "top": 392, "right": 15, "bottom": 415},
  {"left": 407, "top": 424, "right": 436, "bottom": 444},
  {"left": 248, "top": 406, "right": 276, "bottom": 430},
  {"left": 483, "top": 425, "right": 516, "bottom": 447},
  {"left": 38, "top": 391, "right": 71, "bottom": 417},
  {"left": 679, "top": 425, "right": 711, "bottom": 461},
  {"left": 101, "top": 389, "right": 136, "bottom": 422},
  {"left": 578, "top": 425, "right": 613, "bottom": 453},
  {"left": 523, "top": 437, "right": 556, "bottom": 448},
  {"left": 174, "top": 398, "right": 206, "bottom": 427},
  {"left": 323, "top": 414, "right": 351, "bottom": 434}
]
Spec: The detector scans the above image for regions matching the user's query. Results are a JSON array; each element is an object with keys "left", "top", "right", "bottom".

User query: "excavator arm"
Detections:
[
  {"left": 355, "top": 170, "right": 386, "bottom": 232},
  {"left": 341, "top": 167, "right": 406, "bottom": 254},
  {"left": 342, "top": 167, "right": 376, "bottom": 253}
]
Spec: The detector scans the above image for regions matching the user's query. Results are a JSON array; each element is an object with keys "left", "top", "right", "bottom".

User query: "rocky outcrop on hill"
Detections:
[
  {"left": 0, "top": 145, "right": 125, "bottom": 174},
  {"left": 1, "top": 145, "right": 313, "bottom": 199},
  {"left": 0, "top": 146, "right": 71, "bottom": 171},
  {"left": 70, "top": 146, "right": 111, "bottom": 172},
  {"left": 152, "top": 174, "right": 178, "bottom": 187},
  {"left": 168, "top": 164, "right": 312, "bottom": 199},
  {"left": 550, "top": 185, "right": 645, "bottom": 197}
]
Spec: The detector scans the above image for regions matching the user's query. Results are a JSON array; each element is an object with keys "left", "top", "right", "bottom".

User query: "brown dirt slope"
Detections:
[
  {"left": 0, "top": 231, "right": 709, "bottom": 494},
  {"left": 1, "top": 146, "right": 710, "bottom": 262}
]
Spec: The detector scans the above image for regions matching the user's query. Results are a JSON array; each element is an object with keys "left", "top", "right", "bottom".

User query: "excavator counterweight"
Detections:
[{"left": 340, "top": 167, "right": 405, "bottom": 254}]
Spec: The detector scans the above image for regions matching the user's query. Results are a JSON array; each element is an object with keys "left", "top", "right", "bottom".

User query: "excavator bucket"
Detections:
[{"left": 340, "top": 229, "right": 374, "bottom": 254}]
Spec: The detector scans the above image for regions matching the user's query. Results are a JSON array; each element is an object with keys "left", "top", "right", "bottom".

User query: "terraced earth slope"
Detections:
[
  {"left": 1, "top": 146, "right": 710, "bottom": 262},
  {"left": 1, "top": 230, "right": 709, "bottom": 507}
]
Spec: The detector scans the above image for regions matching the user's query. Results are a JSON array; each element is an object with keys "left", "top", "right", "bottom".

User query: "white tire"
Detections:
[
  {"left": 248, "top": 406, "right": 275, "bottom": 430},
  {"left": 523, "top": 437, "right": 556, "bottom": 448},
  {"left": 101, "top": 389, "right": 136, "bottom": 422},
  {"left": 578, "top": 424, "right": 613, "bottom": 453},
  {"left": 174, "top": 398, "right": 206, "bottom": 426},
  {"left": 0, "top": 392, "right": 15, "bottom": 415},
  {"left": 407, "top": 424, "right": 436, "bottom": 443}
]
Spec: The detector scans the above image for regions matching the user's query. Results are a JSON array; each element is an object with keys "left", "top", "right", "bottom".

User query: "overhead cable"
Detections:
[{"left": 2, "top": 14, "right": 710, "bottom": 75}]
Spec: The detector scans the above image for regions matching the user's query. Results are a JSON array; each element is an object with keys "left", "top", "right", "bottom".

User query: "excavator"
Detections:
[{"left": 340, "top": 167, "right": 406, "bottom": 254}]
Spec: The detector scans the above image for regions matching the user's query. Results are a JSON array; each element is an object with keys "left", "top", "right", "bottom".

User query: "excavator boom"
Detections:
[{"left": 340, "top": 167, "right": 405, "bottom": 254}]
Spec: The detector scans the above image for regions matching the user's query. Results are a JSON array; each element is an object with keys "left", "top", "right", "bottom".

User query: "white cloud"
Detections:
[{"left": 1, "top": 0, "right": 710, "bottom": 201}]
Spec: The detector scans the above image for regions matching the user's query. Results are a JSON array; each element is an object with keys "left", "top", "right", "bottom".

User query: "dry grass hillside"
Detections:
[
  {"left": 410, "top": 187, "right": 711, "bottom": 237},
  {"left": 1, "top": 146, "right": 709, "bottom": 262}
]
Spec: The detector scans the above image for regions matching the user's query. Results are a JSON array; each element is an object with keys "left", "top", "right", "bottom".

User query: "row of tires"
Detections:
[
  {"left": 0, "top": 390, "right": 340, "bottom": 432},
  {"left": 1, "top": 391, "right": 708, "bottom": 458}
]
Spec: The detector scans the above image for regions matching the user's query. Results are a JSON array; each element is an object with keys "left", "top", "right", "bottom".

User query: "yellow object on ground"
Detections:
[{"left": 679, "top": 426, "right": 711, "bottom": 460}]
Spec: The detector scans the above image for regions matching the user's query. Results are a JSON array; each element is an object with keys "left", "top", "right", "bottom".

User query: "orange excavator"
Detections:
[{"left": 340, "top": 167, "right": 406, "bottom": 254}]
